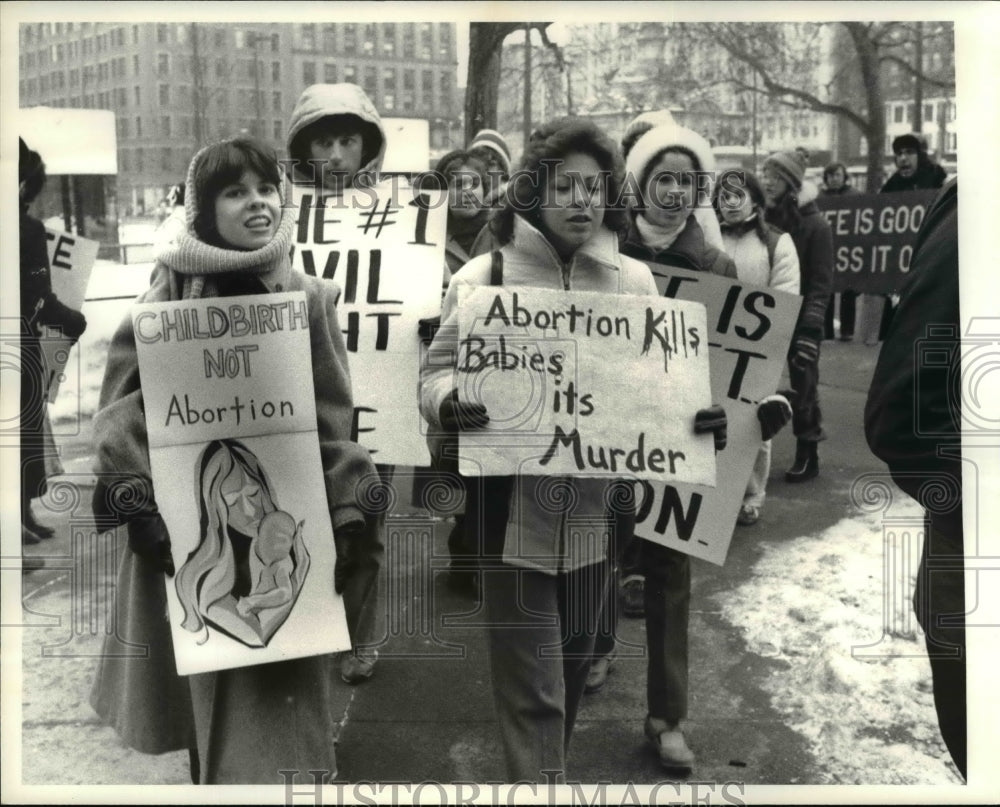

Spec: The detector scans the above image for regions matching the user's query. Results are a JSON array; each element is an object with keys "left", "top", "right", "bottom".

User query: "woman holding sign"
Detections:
[
  {"left": 420, "top": 117, "right": 727, "bottom": 783},
  {"left": 90, "top": 136, "right": 379, "bottom": 783}
]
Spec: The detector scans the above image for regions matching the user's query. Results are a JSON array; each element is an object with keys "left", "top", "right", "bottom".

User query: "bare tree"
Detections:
[{"left": 190, "top": 23, "right": 237, "bottom": 148}]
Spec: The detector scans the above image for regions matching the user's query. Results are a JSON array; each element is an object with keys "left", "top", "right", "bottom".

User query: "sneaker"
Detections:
[
  {"left": 584, "top": 648, "right": 616, "bottom": 694},
  {"left": 620, "top": 574, "right": 645, "bottom": 618},
  {"left": 341, "top": 649, "right": 378, "bottom": 685},
  {"left": 736, "top": 504, "right": 760, "bottom": 526},
  {"left": 644, "top": 715, "right": 695, "bottom": 771}
]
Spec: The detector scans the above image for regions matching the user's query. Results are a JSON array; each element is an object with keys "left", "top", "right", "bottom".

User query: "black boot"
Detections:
[{"left": 785, "top": 440, "right": 819, "bottom": 483}]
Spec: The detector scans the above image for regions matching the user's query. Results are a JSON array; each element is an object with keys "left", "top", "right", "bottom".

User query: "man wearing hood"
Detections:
[
  {"left": 285, "top": 83, "right": 388, "bottom": 686},
  {"left": 286, "top": 83, "right": 387, "bottom": 195}
]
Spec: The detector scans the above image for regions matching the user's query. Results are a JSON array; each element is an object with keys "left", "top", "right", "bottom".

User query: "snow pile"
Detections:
[{"left": 717, "top": 500, "right": 963, "bottom": 784}]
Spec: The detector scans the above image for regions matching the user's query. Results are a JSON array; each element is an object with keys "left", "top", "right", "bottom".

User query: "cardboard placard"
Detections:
[
  {"left": 38, "top": 228, "right": 98, "bottom": 401},
  {"left": 133, "top": 292, "right": 350, "bottom": 675},
  {"left": 454, "top": 286, "right": 716, "bottom": 486},
  {"left": 290, "top": 181, "right": 447, "bottom": 465},
  {"left": 635, "top": 266, "right": 802, "bottom": 565},
  {"left": 815, "top": 189, "right": 939, "bottom": 294}
]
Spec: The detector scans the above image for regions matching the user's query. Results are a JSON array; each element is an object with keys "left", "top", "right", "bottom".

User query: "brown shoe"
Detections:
[
  {"left": 644, "top": 715, "right": 695, "bottom": 770},
  {"left": 584, "top": 648, "right": 616, "bottom": 694}
]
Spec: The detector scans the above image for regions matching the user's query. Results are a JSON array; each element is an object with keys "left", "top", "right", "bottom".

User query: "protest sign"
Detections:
[
  {"left": 634, "top": 266, "right": 801, "bottom": 565},
  {"left": 38, "top": 227, "right": 98, "bottom": 401},
  {"left": 454, "top": 286, "right": 716, "bottom": 486},
  {"left": 290, "top": 181, "right": 446, "bottom": 465},
  {"left": 815, "top": 189, "right": 939, "bottom": 294},
  {"left": 133, "top": 292, "right": 351, "bottom": 675}
]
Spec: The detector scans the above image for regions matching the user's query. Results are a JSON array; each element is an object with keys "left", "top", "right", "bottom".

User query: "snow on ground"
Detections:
[{"left": 716, "top": 502, "right": 964, "bottom": 784}]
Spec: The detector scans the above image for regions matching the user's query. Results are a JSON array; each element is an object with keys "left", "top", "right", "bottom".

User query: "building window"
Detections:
[
  {"left": 363, "top": 24, "right": 376, "bottom": 55},
  {"left": 215, "top": 29, "right": 226, "bottom": 48},
  {"left": 403, "top": 69, "right": 415, "bottom": 91},
  {"left": 161, "top": 115, "right": 171, "bottom": 137},
  {"left": 906, "top": 102, "right": 914, "bottom": 123},
  {"left": 949, "top": 131, "right": 957, "bottom": 151},
  {"left": 383, "top": 23, "right": 396, "bottom": 57},
  {"left": 136, "top": 117, "right": 142, "bottom": 136},
  {"left": 273, "top": 90, "right": 282, "bottom": 112},
  {"left": 303, "top": 61, "right": 316, "bottom": 85},
  {"left": 343, "top": 65, "right": 357, "bottom": 83},
  {"left": 133, "top": 25, "right": 139, "bottom": 44},
  {"left": 157, "top": 53, "right": 169, "bottom": 77},
  {"left": 120, "top": 150, "right": 129, "bottom": 171},
  {"left": 893, "top": 104, "right": 904, "bottom": 124},
  {"left": 420, "top": 24, "right": 432, "bottom": 59},
  {"left": 363, "top": 66, "right": 377, "bottom": 99},
  {"left": 302, "top": 24, "right": 316, "bottom": 50},
  {"left": 159, "top": 84, "right": 170, "bottom": 105},
  {"left": 272, "top": 61, "right": 281, "bottom": 82},
  {"left": 323, "top": 24, "right": 337, "bottom": 51},
  {"left": 161, "top": 147, "right": 171, "bottom": 171},
  {"left": 324, "top": 62, "right": 337, "bottom": 83},
  {"left": 156, "top": 24, "right": 168, "bottom": 45},
  {"left": 438, "top": 24, "right": 450, "bottom": 57},
  {"left": 924, "top": 103, "right": 934, "bottom": 123},
  {"left": 344, "top": 24, "right": 357, "bottom": 55},
  {"left": 402, "top": 93, "right": 414, "bottom": 112},
  {"left": 134, "top": 86, "right": 140, "bottom": 105},
  {"left": 134, "top": 54, "right": 140, "bottom": 76},
  {"left": 383, "top": 67, "right": 396, "bottom": 91}
]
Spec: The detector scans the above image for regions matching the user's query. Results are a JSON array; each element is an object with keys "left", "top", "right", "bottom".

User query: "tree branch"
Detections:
[{"left": 879, "top": 54, "right": 956, "bottom": 89}]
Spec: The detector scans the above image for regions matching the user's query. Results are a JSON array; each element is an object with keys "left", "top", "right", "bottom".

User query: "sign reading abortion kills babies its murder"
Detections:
[
  {"left": 634, "top": 266, "right": 801, "bottom": 565},
  {"left": 132, "top": 292, "right": 350, "bottom": 675},
  {"left": 455, "top": 286, "right": 716, "bottom": 486},
  {"left": 814, "top": 189, "right": 938, "bottom": 294},
  {"left": 290, "top": 182, "right": 446, "bottom": 465},
  {"left": 39, "top": 227, "right": 99, "bottom": 401}
]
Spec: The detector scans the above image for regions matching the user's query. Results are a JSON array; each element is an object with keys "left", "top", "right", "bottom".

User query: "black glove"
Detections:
[
  {"left": 127, "top": 513, "right": 175, "bottom": 577},
  {"left": 776, "top": 388, "right": 799, "bottom": 408},
  {"left": 39, "top": 293, "right": 88, "bottom": 341},
  {"left": 790, "top": 336, "right": 819, "bottom": 367},
  {"left": 334, "top": 520, "right": 367, "bottom": 595},
  {"left": 439, "top": 389, "right": 489, "bottom": 432},
  {"left": 694, "top": 405, "right": 727, "bottom": 452},
  {"left": 418, "top": 315, "right": 441, "bottom": 341},
  {"left": 757, "top": 394, "right": 793, "bottom": 441}
]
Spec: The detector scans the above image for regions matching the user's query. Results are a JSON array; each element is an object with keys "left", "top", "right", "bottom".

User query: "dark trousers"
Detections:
[
  {"left": 914, "top": 512, "right": 966, "bottom": 780},
  {"left": 825, "top": 290, "right": 856, "bottom": 338},
  {"left": 787, "top": 350, "right": 825, "bottom": 442},
  {"left": 593, "top": 538, "right": 691, "bottom": 724}
]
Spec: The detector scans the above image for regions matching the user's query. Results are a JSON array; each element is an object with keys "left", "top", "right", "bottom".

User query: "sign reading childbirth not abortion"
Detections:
[
  {"left": 454, "top": 286, "right": 717, "bottom": 486},
  {"left": 290, "top": 182, "right": 447, "bottom": 465},
  {"left": 39, "top": 227, "right": 99, "bottom": 401},
  {"left": 132, "top": 292, "right": 351, "bottom": 675},
  {"left": 635, "top": 266, "right": 801, "bottom": 565},
  {"left": 815, "top": 189, "right": 939, "bottom": 294}
]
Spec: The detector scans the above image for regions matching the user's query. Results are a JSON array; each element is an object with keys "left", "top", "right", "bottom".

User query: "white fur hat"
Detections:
[{"left": 625, "top": 123, "right": 716, "bottom": 189}]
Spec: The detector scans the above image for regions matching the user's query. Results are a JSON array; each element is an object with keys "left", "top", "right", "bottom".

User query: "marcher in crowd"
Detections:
[
  {"left": 762, "top": 149, "right": 833, "bottom": 483},
  {"left": 89, "top": 136, "right": 379, "bottom": 783},
  {"left": 420, "top": 117, "right": 727, "bottom": 782},
  {"left": 152, "top": 182, "right": 188, "bottom": 258},
  {"left": 585, "top": 123, "right": 735, "bottom": 772},
  {"left": 863, "top": 133, "right": 949, "bottom": 344},
  {"left": 285, "top": 82, "right": 389, "bottom": 684},
  {"left": 19, "top": 137, "right": 87, "bottom": 560},
  {"left": 713, "top": 168, "right": 800, "bottom": 526},
  {"left": 864, "top": 178, "right": 964, "bottom": 780},
  {"left": 819, "top": 162, "right": 860, "bottom": 342},
  {"left": 468, "top": 128, "right": 512, "bottom": 208}
]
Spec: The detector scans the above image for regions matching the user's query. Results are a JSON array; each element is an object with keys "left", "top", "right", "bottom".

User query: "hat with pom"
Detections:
[{"left": 469, "top": 129, "right": 512, "bottom": 174}]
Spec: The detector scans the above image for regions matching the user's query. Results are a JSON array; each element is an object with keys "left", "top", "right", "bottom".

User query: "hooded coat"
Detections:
[
  {"left": 880, "top": 156, "right": 948, "bottom": 194},
  {"left": 285, "top": 83, "right": 386, "bottom": 190},
  {"left": 89, "top": 140, "right": 377, "bottom": 782}
]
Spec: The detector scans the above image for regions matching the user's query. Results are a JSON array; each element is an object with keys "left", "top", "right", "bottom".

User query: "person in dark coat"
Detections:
[
  {"left": 864, "top": 178, "right": 964, "bottom": 780},
  {"left": 820, "top": 162, "right": 860, "bottom": 341},
  {"left": 870, "top": 133, "right": 949, "bottom": 342},
  {"left": 762, "top": 150, "right": 834, "bottom": 482},
  {"left": 19, "top": 137, "right": 87, "bottom": 552}
]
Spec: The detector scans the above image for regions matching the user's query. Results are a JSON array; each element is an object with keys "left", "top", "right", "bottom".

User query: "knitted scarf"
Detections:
[
  {"left": 155, "top": 140, "right": 298, "bottom": 300},
  {"left": 634, "top": 212, "right": 688, "bottom": 252}
]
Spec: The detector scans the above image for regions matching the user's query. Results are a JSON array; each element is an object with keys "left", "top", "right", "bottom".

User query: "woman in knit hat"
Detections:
[
  {"left": 762, "top": 149, "right": 834, "bottom": 482},
  {"left": 589, "top": 122, "right": 734, "bottom": 773},
  {"left": 469, "top": 128, "right": 512, "bottom": 207},
  {"left": 89, "top": 136, "right": 379, "bottom": 783}
]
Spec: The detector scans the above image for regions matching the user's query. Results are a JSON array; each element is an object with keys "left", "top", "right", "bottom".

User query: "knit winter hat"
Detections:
[
  {"left": 892, "top": 132, "right": 927, "bottom": 154},
  {"left": 469, "top": 129, "right": 512, "bottom": 174},
  {"left": 621, "top": 109, "right": 676, "bottom": 158},
  {"left": 625, "top": 123, "right": 716, "bottom": 192},
  {"left": 763, "top": 150, "right": 807, "bottom": 192}
]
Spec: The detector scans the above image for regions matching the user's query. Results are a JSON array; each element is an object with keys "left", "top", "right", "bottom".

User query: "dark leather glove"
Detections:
[
  {"left": 418, "top": 315, "right": 441, "bottom": 341},
  {"left": 694, "top": 405, "right": 727, "bottom": 452},
  {"left": 777, "top": 388, "right": 799, "bottom": 408},
  {"left": 334, "top": 520, "right": 367, "bottom": 595},
  {"left": 127, "top": 513, "right": 175, "bottom": 577},
  {"left": 790, "top": 336, "right": 819, "bottom": 367},
  {"left": 439, "top": 389, "right": 489, "bottom": 432},
  {"left": 757, "top": 394, "right": 793, "bottom": 441}
]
